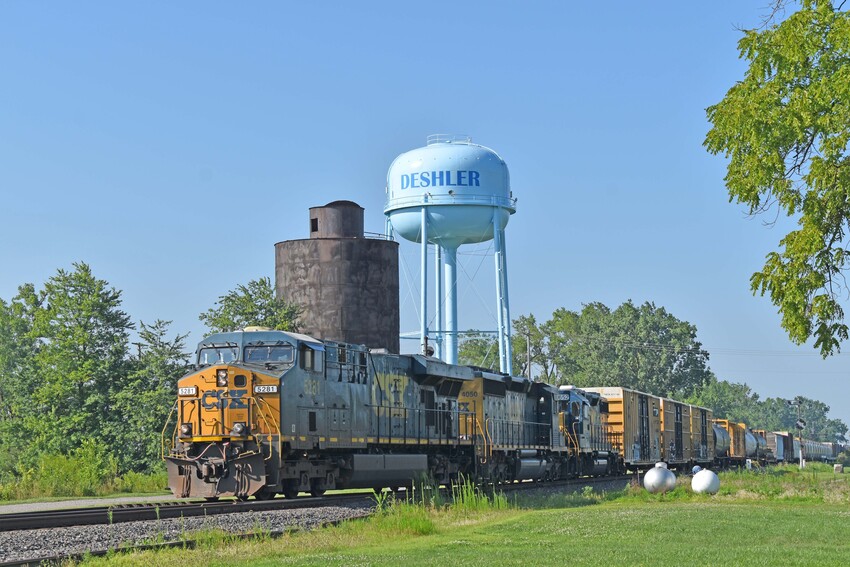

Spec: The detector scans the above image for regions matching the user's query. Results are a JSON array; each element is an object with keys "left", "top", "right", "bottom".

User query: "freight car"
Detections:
[
  {"left": 163, "top": 329, "right": 621, "bottom": 500},
  {"left": 582, "top": 387, "right": 661, "bottom": 470}
]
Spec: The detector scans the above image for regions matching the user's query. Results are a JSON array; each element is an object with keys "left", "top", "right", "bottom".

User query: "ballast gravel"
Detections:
[{"left": 0, "top": 502, "right": 373, "bottom": 564}]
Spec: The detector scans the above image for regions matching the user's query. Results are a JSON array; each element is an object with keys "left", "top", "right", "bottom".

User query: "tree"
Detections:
[
  {"left": 457, "top": 331, "right": 500, "bottom": 370},
  {"left": 794, "top": 396, "right": 849, "bottom": 441},
  {"left": 558, "top": 301, "right": 713, "bottom": 397},
  {"left": 199, "top": 277, "right": 300, "bottom": 334},
  {"left": 0, "top": 286, "right": 43, "bottom": 475},
  {"left": 512, "top": 314, "right": 559, "bottom": 382},
  {"left": 687, "top": 379, "right": 762, "bottom": 424},
  {"left": 113, "top": 320, "right": 190, "bottom": 472},
  {"left": 27, "top": 263, "right": 134, "bottom": 458},
  {"left": 705, "top": 1, "right": 850, "bottom": 356}
]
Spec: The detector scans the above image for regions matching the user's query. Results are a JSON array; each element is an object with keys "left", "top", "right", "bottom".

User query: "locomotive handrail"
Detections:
[
  {"left": 161, "top": 401, "right": 178, "bottom": 460},
  {"left": 251, "top": 395, "right": 282, "bottom": 463},
  {"left": 479, "top": 418, "right": 492, "bottom": 461}
]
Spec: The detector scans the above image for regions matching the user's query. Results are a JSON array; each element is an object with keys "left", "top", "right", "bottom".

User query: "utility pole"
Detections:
[
  {"left": 789, "top": 397, "right": 806, "bottom": 470},
  {"left": 526, "top": 331, "right": 532, "bottom": 380}
]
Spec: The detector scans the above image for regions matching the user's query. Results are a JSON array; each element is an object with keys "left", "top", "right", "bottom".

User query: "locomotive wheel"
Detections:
[
  {"left": 254, "top": 488, "right": 277, "bottom": 500},
  {"left": 309, "top": 478, "right": 326, "bottom": 497},
  {"left": 282, "top": 483, "right": 299, "bottom": 499}
]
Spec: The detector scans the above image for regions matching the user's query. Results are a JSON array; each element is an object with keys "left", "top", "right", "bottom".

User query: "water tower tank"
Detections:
[
  {"left": 384, "top": 135, "right": 516, "bottom": 371},
  {"left": 385, "top": 136, "right": 515, "bottom": 247}
]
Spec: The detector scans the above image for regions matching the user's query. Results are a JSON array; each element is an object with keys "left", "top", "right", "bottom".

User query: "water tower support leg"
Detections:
[
  {"left": 445, "top": 246, "right": 458, "bottom": 365},
  {"left": 435, "top": 244, "right": 443, "bottom": 360},
  {"left": 420, "top": 209, "right": 429, "bottom": 355},
  {"left": 500, "top": 228, "right": 513, "bottom": 375},
  {"left": 493, "top": 221, "right": 507, "bottom": 373}
]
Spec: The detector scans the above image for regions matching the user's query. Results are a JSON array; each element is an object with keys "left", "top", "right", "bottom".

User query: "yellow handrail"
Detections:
[
  {"left": 480, "top": 418, "right": 493, "bottom": 460},
  {"left": 161, "top": 402, "right": 178, "bottom": 460}
]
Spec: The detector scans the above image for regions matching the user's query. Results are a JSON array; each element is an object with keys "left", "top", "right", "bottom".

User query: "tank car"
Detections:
[{"left": 713, "top": 419, "right": 748, "bottom": 468}]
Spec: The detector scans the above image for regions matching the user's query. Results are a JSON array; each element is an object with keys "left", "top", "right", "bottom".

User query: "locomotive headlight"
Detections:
[
  {"left": 231, "top": 422, "right": 247, "bottom": 436},
  {"left": 216, "top": 369, "right": 228, "bottom": 387},
  {"left": 179, "top": 423, "right": 192, "bottom": 437}
]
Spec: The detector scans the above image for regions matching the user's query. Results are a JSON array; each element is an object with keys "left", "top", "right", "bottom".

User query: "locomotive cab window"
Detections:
[
  {"left": 198, "top": 346, "right": 238, "bottom": 366},
  {"left": 299, "top": 344, "right": 324, "bottom": 373},
  {"left": 244, "top": 344, "right": 294, "bottom": 364}
]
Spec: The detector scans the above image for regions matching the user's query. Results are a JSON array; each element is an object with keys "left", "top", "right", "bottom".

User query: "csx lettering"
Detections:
[{"left": 201, "top": 389, "right": 248, "bottom": 409}]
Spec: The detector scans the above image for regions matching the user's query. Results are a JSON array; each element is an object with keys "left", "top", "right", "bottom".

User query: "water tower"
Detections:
[{"left": 384, "top": 135, "right": 516, "bottom": 373}]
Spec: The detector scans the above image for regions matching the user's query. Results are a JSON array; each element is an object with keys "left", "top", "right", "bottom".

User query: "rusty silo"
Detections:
[{"left": 275, "top": 201, "right": 400, "bottom": 353}]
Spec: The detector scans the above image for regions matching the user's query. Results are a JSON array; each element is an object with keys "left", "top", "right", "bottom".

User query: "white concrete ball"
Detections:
[{"left": 691, "top": 469, "right": 720, "bottom": 494}]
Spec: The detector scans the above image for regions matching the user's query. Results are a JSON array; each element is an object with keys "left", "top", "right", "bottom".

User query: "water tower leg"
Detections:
[
  {"left": 500, "top": 228, "right": 513, "bottom": 375},
  {"left": 420, "top": 209, "right": 429, "bottom": 355},
  {"left": 435, "top": 244, "right": 443, "bottom": 360},
  {"left": 493, "top": 223, "right": 507, "bottom": 373},
  {"left": 444, "top": 246, "right": 458, "bottom": 365}
]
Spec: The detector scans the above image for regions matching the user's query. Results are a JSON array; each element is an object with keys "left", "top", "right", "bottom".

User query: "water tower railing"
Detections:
[
  {"left": 426, "top": 134, "right": 472, "bottom": 145},
  {"left": 363, "top": 231, "right": 395, "bottom": 241},
  {"left": 385, "top": 194, "right": 516, "bottom": 210}
]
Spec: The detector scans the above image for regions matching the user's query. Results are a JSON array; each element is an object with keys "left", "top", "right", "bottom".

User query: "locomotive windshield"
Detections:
[
  {"left": 198, "top": 346, "right": 239, "bottom": 366},
  {"left": 244, "top": 344, "right": 294, "bottom": 364}
]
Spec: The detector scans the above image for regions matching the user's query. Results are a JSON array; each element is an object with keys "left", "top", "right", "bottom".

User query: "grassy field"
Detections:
[{"left": 80, "top": 464, "right": 850, "bottom": 566}]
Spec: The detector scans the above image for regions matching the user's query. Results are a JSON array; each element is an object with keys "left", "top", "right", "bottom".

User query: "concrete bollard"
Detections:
[{"left": 835, "top": 464, "right": 844, "bottom": 474}]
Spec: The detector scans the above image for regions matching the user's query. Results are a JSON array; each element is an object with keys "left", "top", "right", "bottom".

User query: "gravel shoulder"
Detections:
[
  {"left": 0, "top": 494, "right": 183, "bottom": 515},
  {"left": 0, "top": 502, "right": 373, "bottom": 564}
]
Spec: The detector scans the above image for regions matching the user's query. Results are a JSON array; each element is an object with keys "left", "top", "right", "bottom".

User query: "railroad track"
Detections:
[
  {"left": 0, "top": 476, "right": 636, "bottom": 566},
  {"left": 0, "top": 474, "right": 635, "bottom": 533},
  {"left": 0, "top": 493, "right": 374, "bottom": 533}
]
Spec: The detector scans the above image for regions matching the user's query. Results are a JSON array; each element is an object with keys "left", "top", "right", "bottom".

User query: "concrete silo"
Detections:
[{"left": 275, "top": 201, "right": 400, "bottom": 353}]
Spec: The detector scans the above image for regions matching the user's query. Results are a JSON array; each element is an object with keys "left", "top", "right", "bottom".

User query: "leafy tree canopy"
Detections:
[
  {"left": 555, "top": 301, "right": 713, "bottom": 398},
  {"left": 114, "top": 320, "right": 190, "bottom": 472},
  {"left": 705, "top": 1, "right": 850, "bottom": 356},
  {"left": 199, "top": 277, "right": 301, "bottom": 334}
]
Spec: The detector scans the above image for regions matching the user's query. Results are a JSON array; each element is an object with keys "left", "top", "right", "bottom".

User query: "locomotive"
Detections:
[
  {"left": 163, "top": 328, "right": 838, "bottom": 500},
  {"left": 163, "top": 328, "right": 619, "bottom": 500}
]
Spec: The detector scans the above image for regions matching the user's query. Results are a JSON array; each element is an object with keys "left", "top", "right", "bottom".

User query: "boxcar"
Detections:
[{"left": 584, "top": 387, "right": 662, "bottom": 470}]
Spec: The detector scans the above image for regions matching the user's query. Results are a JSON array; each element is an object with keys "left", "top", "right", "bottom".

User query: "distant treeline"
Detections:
[{"left": 459, "top": 301, "right": 848, "bottom": 443}]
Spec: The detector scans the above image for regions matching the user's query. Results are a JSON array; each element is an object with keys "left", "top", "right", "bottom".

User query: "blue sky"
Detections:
[{"left": 2, "top": 2, "right": 847, "bottom": 427}]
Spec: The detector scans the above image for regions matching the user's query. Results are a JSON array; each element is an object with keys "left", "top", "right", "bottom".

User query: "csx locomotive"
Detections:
[
  {"left": 163, "top": 328, "right": 621, "bottom": 500},
  {"left": 163, "top": 328, "right": 839, "bottom": 500}
]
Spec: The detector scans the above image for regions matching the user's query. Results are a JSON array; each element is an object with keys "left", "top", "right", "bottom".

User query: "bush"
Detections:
[
  {"left": 114, "top": 468, "right": 168, "bottom": 493},
  {"left": 0, "top": 440, "right": 169, "bottom": 501},
  {"left": 32, "top": 439, "right": 118, "bottom": 497}
]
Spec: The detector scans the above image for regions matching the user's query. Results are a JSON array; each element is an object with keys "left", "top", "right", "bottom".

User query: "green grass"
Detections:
[{"left": 76, "top": 465, "right": 850, "bottom": 566}]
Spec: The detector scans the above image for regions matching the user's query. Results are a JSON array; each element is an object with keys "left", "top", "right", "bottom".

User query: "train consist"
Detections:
[{"left": 163, "top": 329, "right": 842, "bottom": 500}]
